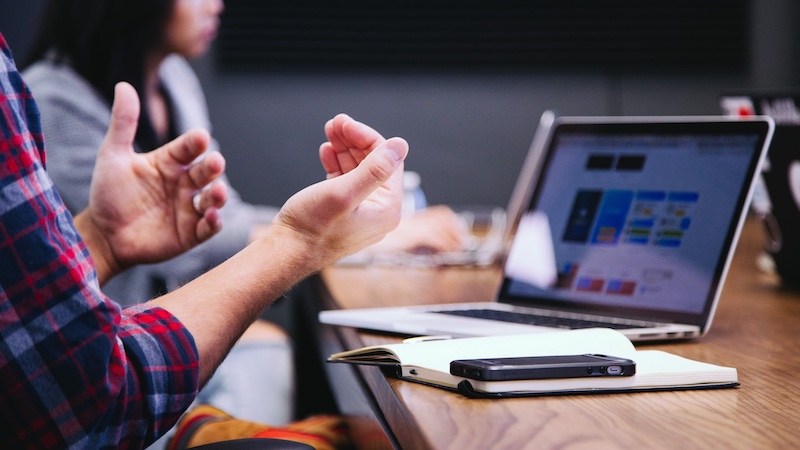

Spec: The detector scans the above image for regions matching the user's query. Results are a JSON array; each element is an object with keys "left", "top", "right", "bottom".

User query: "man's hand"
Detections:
[
  {"left": 320, "top": 115, "right": 467, "bottom": 255},
  {"left": 319, "top": 113, "right": 386, "bottom": 178},
  {"left": 370, "top": 205, "right": 469, "bottom": 254},
  {"left": 152, "top": 114, "right": 406, "bottom": 383},
  {"left": 75, "top": 82, "right": 228, "bottom": 284},
  {"left": 272, "top": 114, "right": 408, "bottom": 267}
]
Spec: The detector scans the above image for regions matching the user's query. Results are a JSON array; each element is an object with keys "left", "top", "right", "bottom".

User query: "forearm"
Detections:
[
  {"left": 144, "top": 120, "right": 407, "bottom": 386},
  {"left": 150, "top": 224, "right": 322, "bottom": 384},
  {"left": 201, "top": 186, "right": 279, "bottom": 265}
]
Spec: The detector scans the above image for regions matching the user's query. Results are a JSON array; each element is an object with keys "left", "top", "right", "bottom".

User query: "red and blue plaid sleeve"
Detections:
[{"left": 0, "top": 34, "right": 199, "bottom": 449}]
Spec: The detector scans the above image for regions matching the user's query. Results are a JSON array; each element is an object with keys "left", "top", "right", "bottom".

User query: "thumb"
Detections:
[
  {"left": 101, "top": 82, "right": 140, "bottom": 154},
  {"left": 336, "top": 137, "right": 408, "bottom": 204}
]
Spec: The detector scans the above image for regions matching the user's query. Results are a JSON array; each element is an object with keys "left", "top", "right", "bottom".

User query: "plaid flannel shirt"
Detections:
[{"left": 0, "top": 34, "right": 199, "bottom": 449}]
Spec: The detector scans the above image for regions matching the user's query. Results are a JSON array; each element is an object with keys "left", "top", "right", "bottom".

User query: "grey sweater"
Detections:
[{"left": 24, "top": 55, "right": 279, "bottom": 306}]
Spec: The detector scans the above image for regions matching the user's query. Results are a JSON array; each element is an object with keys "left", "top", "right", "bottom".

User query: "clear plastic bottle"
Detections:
[{"left": 402, "top": 171, "right": 427, "bottom": 216}]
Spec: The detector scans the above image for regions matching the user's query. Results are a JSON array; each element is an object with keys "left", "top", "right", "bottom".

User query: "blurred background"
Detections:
[{"left": 2, "top": 0, "right": 799, "bottom": 209}]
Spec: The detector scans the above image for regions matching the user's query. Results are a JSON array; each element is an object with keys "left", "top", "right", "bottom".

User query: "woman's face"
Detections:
[{"left": 163, "top": 0, "right": 224, "bottom": 58}]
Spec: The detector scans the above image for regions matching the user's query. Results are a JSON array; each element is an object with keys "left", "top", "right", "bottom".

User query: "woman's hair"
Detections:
[{"left": 23, "top": 0, "right": 176, "bottom": 150}]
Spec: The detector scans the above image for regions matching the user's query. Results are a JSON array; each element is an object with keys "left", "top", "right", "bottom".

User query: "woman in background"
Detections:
[
  {"left": 23, "top": 0, "right": 467, "bottom": 304},
  {"left": 22, "top": 0, "right": 466, "bottom": 436}
]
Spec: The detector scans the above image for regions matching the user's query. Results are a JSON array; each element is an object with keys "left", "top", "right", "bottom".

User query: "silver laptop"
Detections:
[{"left": 320, "top": 115, "right": 774, "bottom": 342}]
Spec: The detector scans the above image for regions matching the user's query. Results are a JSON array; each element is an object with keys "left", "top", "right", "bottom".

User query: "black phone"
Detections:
[{"left": 449, "top": 354, "right": 636, "bottom": 381}]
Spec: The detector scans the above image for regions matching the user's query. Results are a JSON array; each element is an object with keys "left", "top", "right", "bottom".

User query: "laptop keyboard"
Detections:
[{"left": 434, "top": 309, "right": 646, "bottom": 330}]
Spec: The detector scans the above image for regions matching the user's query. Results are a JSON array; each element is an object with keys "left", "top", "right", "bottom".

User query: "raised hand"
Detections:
[
  {"left": 75, "top": 82, "right": 227, "bottom": 283},
  {"left": 273, "top": 114, "right": 408, "bottom": 266},
  {"left": 319, "top": 113, "right": 386, "bottom": 178}
]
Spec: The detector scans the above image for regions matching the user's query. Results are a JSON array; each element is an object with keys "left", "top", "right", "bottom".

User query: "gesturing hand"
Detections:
[
  {"left": 272, "top": 114, "right": 408, "bottom": 267},
  {"left": 76, "top": 82, "right": 228, "bottom": 283}
]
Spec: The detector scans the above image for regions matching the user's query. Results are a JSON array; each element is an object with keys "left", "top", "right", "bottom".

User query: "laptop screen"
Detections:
[{"left": 499, "top": 118, "right": 772, "bottom": 326}]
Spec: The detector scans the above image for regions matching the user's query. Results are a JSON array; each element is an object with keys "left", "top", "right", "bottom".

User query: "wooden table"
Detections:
[{"left": 313, "top": 217, "right": 800, "bottom": 449}]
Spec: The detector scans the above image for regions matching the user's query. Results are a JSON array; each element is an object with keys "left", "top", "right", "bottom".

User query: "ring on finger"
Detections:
[{"left": 192, "top": 192, "right": 202, "bottom": 214}]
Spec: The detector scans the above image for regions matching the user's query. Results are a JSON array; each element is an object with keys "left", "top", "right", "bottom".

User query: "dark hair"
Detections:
[{"left": 24, "top": 0, "right": 176, "bottom": 150}]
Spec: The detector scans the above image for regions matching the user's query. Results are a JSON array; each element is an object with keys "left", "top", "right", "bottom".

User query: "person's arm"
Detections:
[
  {"left": 151, "top": 114, "right": 408, "bottom": 383},
  {"left": 73, "top": 83, "right": 227, "bottom": 284},
  {"left": 25, "top": 59, "right": 237, "bottom": 296},
  {"left": 0, "top": 52, "right": 204, "bottom": 446},
  {"left": 64, "top": 83, "right": 407, "bottom": 389}
]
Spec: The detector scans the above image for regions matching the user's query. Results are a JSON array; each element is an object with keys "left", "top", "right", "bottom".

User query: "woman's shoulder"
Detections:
[
  {"left": 160, "top": 55, "right": 212, "bottom": 131},
  {"left": 24, "top": 59, "right": 93, "bottom": 96},
  {"left": 160, "top": 55, "right": 204, "bottom": 96},
  {"left": 23, "top": 59, "right": 107, "bottom": 115}
]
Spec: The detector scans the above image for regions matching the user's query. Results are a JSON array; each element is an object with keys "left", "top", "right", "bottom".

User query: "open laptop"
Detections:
[
  {"left": 320, "top": 115, "right": 774, "bottom": 342},
  {"left": 721, "top": 92, "right": 800, "bottom": 288}
]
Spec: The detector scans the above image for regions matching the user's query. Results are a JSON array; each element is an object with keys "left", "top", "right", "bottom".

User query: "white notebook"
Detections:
[{"left": 328, "top": 328, "right": 738, "bottom": 398}]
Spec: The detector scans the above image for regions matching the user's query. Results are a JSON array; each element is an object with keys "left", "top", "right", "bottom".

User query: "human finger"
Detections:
[
  {"left": 319, "top": 142, "right": 343, "bottom": 178},
  {"left": 322, "top": 131, "right": 361, "bottom": 175},
  {"left": 323, "top": 114, "right": 349, "bottom": 151},
  {"left": 321, "top": 113, "right": 391, "bottom": 181},
  {"left": 101, "top": 82, "right": 140, "bottom": 154},
  {"left": 409, "top": 222, "right": 466, "bottom": 252},
  {"left": 339, "top": 117, "right": 385, "bottom": 152},
  {"left": 196, "top": 206, "right": 223, "bottom": 243},
  {"left": 319, "top": 141, "right": 370, "bottom": 178},
  {"left": 193, "top": 181, "right": 228, "bottom": 214},
  {"left": 322, "top": 115, "right": 361, "bottom": 175},
  {"left": 425, "top": 226, "right": 467, "bottom": 252},
  {"left": 426, "top": 206, "right": 471, "bottom": 239},
  {"left": 154, "top": 128, "right": 212, "bottom": 168},
  {"left": 186, "top": 150, "right": 226, "bottom": 190},
  {"left": 326, "top": 137, "right": 408, "bottom": 209}
]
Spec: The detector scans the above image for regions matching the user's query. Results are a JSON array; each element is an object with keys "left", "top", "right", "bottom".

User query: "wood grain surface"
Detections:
[{"left": 320, "top": 218, "right": 800, "bottom": 449}]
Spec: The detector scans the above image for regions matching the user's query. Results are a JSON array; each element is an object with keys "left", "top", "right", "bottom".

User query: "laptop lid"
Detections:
[
  {"left": 721, "top": 92, "right": 800, "bottom": 288},
  {"left": 496, "top": 116, "right": 774, "bottom": 333}
]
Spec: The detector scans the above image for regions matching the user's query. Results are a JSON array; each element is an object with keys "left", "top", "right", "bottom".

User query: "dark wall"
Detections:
[
  {"left": 0, "top": 0, "right": 45, "bottom": 61},
  {"left": 198, "top": 66, "right": 753, "bottom": 209},
  {"left": 196, "top": 1, "right": 800, "bottom": 209},
  {"left": 3, "top": 1, "right": 800, "bottom": 209}
]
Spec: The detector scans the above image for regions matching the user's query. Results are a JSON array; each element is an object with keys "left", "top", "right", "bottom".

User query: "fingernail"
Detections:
[{"left": 384, "top": 138, "right": 407, "bottom": 161}]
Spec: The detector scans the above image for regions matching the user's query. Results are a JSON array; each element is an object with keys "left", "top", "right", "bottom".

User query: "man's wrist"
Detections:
[
  {"left": 256, "top": 223, "right": 332, "bottom": 277},
  {"left": 73, "top": 210, "right": 122, "bottom": 286}
]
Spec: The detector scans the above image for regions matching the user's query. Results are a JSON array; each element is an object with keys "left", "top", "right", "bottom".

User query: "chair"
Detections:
[{"left": 181, "top": 438, "right": 314, "bottom": 450}]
